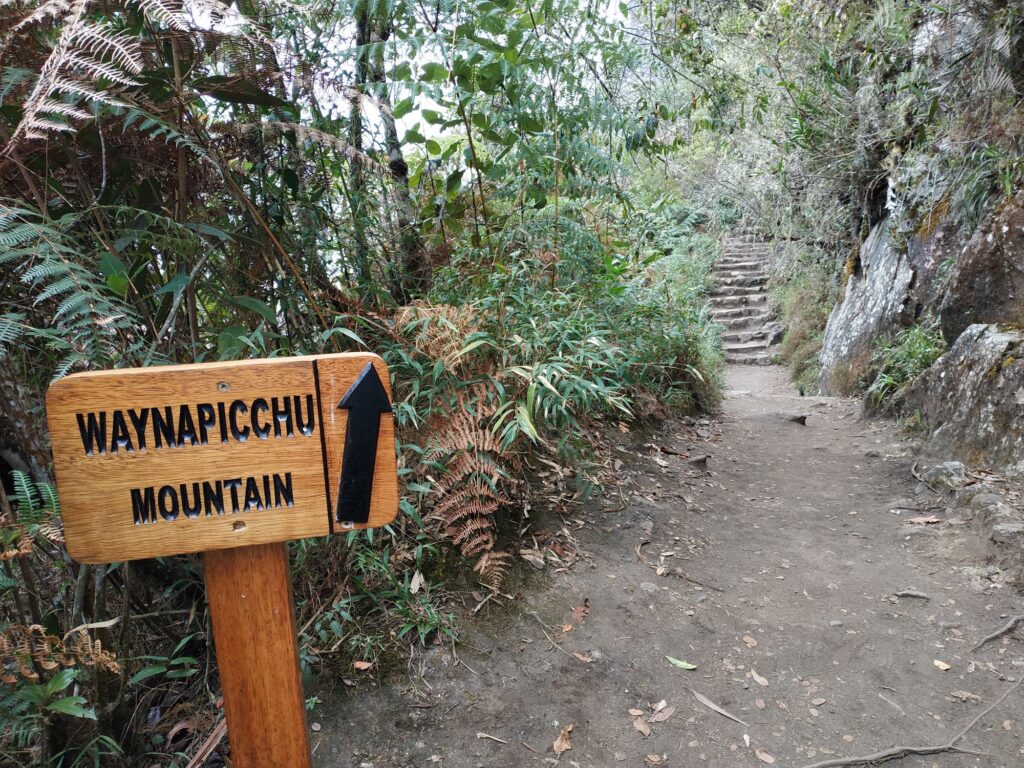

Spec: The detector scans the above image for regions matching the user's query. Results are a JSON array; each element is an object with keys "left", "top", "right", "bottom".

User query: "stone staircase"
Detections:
[{"left": 710, "top": 235, "right": 782, "bottom": 365}]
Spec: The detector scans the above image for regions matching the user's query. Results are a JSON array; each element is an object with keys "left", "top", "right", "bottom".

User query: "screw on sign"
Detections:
[{"left": 46, "top": 353, "right": 399, "bottom": 768}]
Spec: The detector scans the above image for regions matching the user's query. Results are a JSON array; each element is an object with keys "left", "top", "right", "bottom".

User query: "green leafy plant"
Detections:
[{"left": 867, "top": 321, "right": 947, "bottom": 409}]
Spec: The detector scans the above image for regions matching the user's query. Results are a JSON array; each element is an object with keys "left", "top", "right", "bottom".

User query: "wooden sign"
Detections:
[
  {"left": 46, "top": 352, "right": 401, "bottom": 767},
  {"left": 46, "top": 353, "right": 398, "bottom": 563}
]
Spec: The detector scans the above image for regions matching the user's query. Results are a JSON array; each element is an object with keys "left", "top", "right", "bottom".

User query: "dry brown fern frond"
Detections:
[
  {"left": 424, "top": 385, "right": 521, "bottom": 590},
  {"left": 395, "top": 302, "right": 481, "bottom": 372},
  {"left": 0, "top": 623, "right": 120, "bottom": 684},
  {"left": 69, "top": 629, "right": 121, "bottom": 673},
  {"left": 0, "top": 534, "right": 33, "bottom": 560},
  {"left": 473, "top": 551, "right": 512, "bottom": 591}
]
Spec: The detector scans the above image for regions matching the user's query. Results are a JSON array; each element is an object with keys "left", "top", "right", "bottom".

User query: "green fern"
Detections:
[{"left": 0, "top": 204, "right": 143, "bottom": 375}]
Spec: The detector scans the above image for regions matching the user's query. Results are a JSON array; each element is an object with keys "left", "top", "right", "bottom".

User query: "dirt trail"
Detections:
[{"left": 313, "top": 366, "right": 1024, "bottom": 768}]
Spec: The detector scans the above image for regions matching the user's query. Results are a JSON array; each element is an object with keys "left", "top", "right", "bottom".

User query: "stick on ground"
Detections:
[
  {"left": 972, "top": 614, "right": 1024, "bottom": 652},
  {"left": 799, "top": 678, "right": 1022, "bottom": 768}
]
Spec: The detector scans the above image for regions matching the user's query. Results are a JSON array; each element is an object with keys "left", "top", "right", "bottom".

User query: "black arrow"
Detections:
[{"left": 334, "top": 362, "right": 392, "bottom": 526}]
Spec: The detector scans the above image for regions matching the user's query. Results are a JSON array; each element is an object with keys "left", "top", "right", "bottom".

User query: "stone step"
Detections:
[
  {"left": 724, "top": 340, "right": 771, "bottom": 354},
  {"left": 718, "top": 274, "right": 767, "bottom": 288},
  {"left": 723, "top": 328, "right": 769, "bottom": 344},
  {"left": 726, "top": 352, "right": 777, "bottom": 366},
  {"left": 723, "top": 245, "right": 770, "bottom": 252},
  {"left": 710, "top": 294, "right": 768, "bottom": 308},
  {"left": 710, "top": 303, "right": 764, "bottom": 317},
  {"left": 711, "top": 284, "right": 766, "bottom": 297},
  {"left": 715, "top": 260, "right": 763, "bottom": 271},
  {"left": 714, "top": 269, "right": 765, "bottom": 280},
  {"left": 717, "top": 313, "right": 771, "bottom": 330},
  {"left": 711, "top": 305, "right": 769, "bottom": 320}
]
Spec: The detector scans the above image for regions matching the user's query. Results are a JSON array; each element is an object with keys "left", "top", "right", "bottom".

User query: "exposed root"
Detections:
[
  {"left": 972, "top": 614, "right": 1024, "bottom": 652},
  {"left": 799, "top": 677, "right": 1022, "bottom": 768},
  {"left": 910, "top": 462, "right": 940, "bottom": 494}
]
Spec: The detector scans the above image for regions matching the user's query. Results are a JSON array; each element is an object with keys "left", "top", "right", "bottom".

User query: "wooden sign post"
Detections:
[{"left": 46, "top": 353, "right": 399, "bottom": 767}]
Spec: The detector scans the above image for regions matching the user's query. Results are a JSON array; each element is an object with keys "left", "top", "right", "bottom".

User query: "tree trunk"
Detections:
[
  {"left": 371, "top": 24, "right": 427, "bottom": 302},
  {"left": 348, "top": 6, "right": 373, "bottom": 290}
]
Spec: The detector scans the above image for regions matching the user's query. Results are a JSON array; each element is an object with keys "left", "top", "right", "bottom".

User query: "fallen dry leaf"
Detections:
[
  {"left": 909, "top": 516, "right": 941, "bottom": 524},
  {"left": 645, "top": 755, "right": 663, "bottom": 764},
  {"left": 629, "top": 708, "right": 644, "bottom": 717},
  {"left": 743, "top": 635, "right": 758, "bottom": 648},
  {"left": 573, "top": 652, "right": 593, "bottom": 664},
  {"left": 562, "top": 624, "right": 574, "bottom": 633},
  {"left": 755, "top": 698, "right": 765, "bottom": 710},
  {"left": 811, "top": 697, "right": 826, "bottom": 706},
  {"left": 691, "top": 689, "right": 749, "bottom": 726},
  {"left": 633, "top": 718, "right": 651, "bottom": 737},
  {"left": 666, "top": 656, "right": 697, "bottom": 670},
  {"left": 751, "top": 669, "right": 769, "bottom": 687},
  {"left": 934, "top": 659, "right": 951, "bottom": 671},
  {"left": 352, "top": 660, "right": 373, "bottom": 671},
  {"left": 553, "top": 724, "right": 573, "bottom": 757},
  {"left": 755, "top": 748, "right": 776, "bottom": 764},
  {"left": 571, "top": 600, "right": 590, "bottom": 622},
  {"left": 950, "top": 690, "right": 981, "bottom": 702},
  {"left": 649, "top": 706, "right": 676, "bottom": 723}
]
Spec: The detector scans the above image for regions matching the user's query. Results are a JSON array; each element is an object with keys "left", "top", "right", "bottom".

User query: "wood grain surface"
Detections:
[
  {"left": 204, "top": 542, "right": 311, "bottom": 768},
  {"left": 46, "top": 353, "right": 398, "bottom": 562},
  {"left": 317, "top": 355, "right": 398, "bottom": 531}
]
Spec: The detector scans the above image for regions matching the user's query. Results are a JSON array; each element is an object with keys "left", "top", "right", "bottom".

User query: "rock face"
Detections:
[
  {"left": 939, "top": 190, "right": 1024, "bottom": 343},
  {"left": 906, "top": 324, "right": 1024, "bottom": 468},
  {"left": 819, "top": 219, "right": 915, "bottom": 393}
]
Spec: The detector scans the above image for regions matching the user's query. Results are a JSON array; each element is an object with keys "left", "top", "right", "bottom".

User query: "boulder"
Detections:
[
  {"left": 939, "top": 189, "right": 1024, "bottom": 343},
  {"left": 819, "top": 218, "right": 915, "bottom": 393},
  {"left": 906, "top": 324, "right": 1024, "bottom": 469},
  {"left": 923, "top": 460, "right": 967, "bottom": 489}
]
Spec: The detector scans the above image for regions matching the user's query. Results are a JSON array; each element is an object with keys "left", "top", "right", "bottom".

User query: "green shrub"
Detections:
[{"left": 866, "top": 321, "right": 947, "bottom": 409}]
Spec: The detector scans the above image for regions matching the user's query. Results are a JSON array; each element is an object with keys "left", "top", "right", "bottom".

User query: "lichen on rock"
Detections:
[
  {"left": 906, "top": 323, "right": 1024, "bottom": 469},
  {"left": 818, "top": 218, "right": 915, "bottom": 393}
]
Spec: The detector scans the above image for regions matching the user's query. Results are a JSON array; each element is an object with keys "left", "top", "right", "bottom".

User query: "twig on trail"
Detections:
[
  {"left": 799, "top": 677, "right": 1023, "bottom": 768},
  {"left": 894, "top": 590, "right": 930, "bottom": 601},
  {"left": 476, "top": 732, "right": 508, "bottom": 744},
  {"left": 527, "top": 611, "right": 575, "bottom": 658},
  {"left": 691, "top": 688, "right": 749, "bottom": 726},
  {"left": 451, "top": 644, "right": 480, "bottom": 676},
  {"left": 877, "top": 692, "right": 906, "bottom": 717},
  {"left": 635, "top": 541, "right": 724, "bottom": 592},
  {"left": 910, "top": 462, "right": 940, "bottom": 495},
  {"left": 972, "top": 614, "right": 1024, "bottom": 652},
  {"left": 603, "top": 485, "right": 628, "bottom": 513}
]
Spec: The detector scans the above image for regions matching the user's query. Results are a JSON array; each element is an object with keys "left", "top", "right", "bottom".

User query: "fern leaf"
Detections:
[
  {"left": 37, "top": 98, "right": 94, "bottom": 121},
  {"left": 64, "top": 54, "right": 141, "bottom": 86},
  {"left": 10, "top": 471, "right": 40, "bottom": 518},
  {"left": 70, "top": 24, "right": 144, "bottom": 73},
  {"left": 134, "top": 0, "right": 188, "bottom": 30}
]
